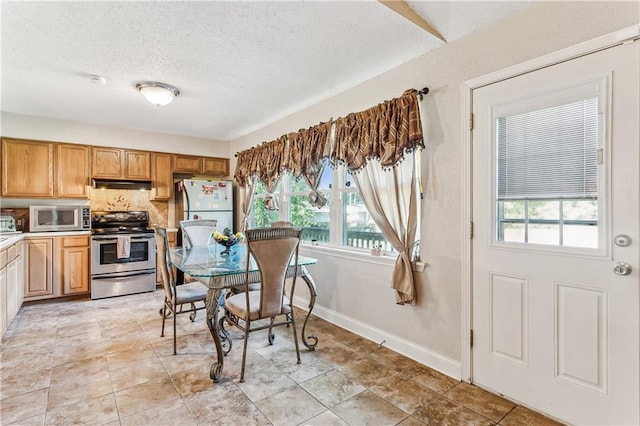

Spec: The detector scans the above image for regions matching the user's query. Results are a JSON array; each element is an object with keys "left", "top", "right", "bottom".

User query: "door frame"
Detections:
[{"left": 460, "top": 24, "right": 640, "bottom": 383}]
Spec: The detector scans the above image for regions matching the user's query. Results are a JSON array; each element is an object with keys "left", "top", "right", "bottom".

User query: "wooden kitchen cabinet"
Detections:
[
  {"left": 59, "top": 236, "right": 90, "bottom": 295},
  {"left": 56, "top": 143, "right": 91, "bottom": 198},
  {"left": 0, "top": 248, "right": 7, "bottom": 337},
  {"left": 24, "top": 235, "right": 90, "bottom": 300},
  {"left": 172, "top": 154, "right": 201, "bottom": 174},
  {"left": 6, "top": 241, "right": 23, "bottom": 325},
  {"left": 1, "top": 239, "right": 25, "bottom": 339},
  {"left": 173, "top": 154, "right": 229, "bottom": 177},
  {"left": 25, "top": 238, "right": 54, "bottom": 298},
  {"left": 91, "top": 147, "right": 123, "bottom": 179},
  {"left": 1, "top": 138, "right": 54, "bottom": 197},
  {"left": 150, "top": 153, "right": 173, "bottom": 201},
  {"left": 124, "top": 150, "right": 151, "bottom": 180},
  {"left": 92, "top": 147, "right": 150, "bottom": 180},
  {"left": 202, "top": 156, "right": 229, "bottom": 176}
]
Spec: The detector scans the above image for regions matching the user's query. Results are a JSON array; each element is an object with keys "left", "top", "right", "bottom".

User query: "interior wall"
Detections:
[
  {"left": 0, "top": 112, "right": 231, "bottom": 157},
  {"left": 229, "top": 1, "right": 639, "bottom": 371},
  {"left": 0, "top": 112, "right": 233, "bottom": 226}
]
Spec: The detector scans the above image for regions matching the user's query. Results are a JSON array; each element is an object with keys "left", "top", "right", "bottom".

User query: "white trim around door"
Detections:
[{"left": 460, "top": 22, "right": 640, "bottom": 407}]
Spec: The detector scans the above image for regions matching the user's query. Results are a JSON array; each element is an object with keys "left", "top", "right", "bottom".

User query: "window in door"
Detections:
[{"left": 495, "top": 82, "right": 604, "bottom": 250}]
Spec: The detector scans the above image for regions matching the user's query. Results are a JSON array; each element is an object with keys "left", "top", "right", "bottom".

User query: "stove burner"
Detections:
[
  {"left": 91, "top": 227, "right": 155, "bottom": 235},
  {"left": 90, "top": 211, "right": 154, "bottom": 235}
]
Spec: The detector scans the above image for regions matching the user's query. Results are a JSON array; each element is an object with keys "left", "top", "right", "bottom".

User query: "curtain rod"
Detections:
[{"left": 234, "top": 87, "right": 429, "bottom": 157}]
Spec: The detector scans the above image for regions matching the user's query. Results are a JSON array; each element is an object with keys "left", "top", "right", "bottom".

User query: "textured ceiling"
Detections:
[{"left": 1, "top": 1, "right": 533, "bottom": 141}]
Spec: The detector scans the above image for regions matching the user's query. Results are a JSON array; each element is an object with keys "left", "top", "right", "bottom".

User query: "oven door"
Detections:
[{"left": 91, "top": 234, "right": 156, "bottom": 275}]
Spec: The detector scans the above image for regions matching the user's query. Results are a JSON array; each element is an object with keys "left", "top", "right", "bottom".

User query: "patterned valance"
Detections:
[
  {"left": 332, "top": 89, "right": 424, "bottom": 172},
  {"left": 234, "top": 88, "right": 424, "bottom": 186}
]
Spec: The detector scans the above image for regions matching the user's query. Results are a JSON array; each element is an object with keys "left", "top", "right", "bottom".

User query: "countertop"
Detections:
[{"left": 0, "top": 230, "right": 92, "bottom": 251}]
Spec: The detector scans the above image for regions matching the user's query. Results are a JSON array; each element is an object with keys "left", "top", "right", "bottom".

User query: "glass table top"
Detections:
[{"left": 169, "top": 244, "right": 317, "bottom": 278}]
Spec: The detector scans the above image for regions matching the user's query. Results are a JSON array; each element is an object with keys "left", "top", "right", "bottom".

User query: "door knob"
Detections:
[{"left": 613, "top": 262, "right": 632, "bottom": 276}]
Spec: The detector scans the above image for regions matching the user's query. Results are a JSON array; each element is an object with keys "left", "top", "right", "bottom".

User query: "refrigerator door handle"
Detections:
[{"left": 184, "top": 183, "right": 192, "bottom": 220}]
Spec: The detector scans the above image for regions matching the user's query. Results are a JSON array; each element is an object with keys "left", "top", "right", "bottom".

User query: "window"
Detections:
[
  {"left": 249, "top": 161, "right": 412, "bottom": 253},
  {"left": 251, "top": 181, "right": 280, "bottom": 228},
  {"left": 495, "top": 92, "right": 601, "bottom": 249}
]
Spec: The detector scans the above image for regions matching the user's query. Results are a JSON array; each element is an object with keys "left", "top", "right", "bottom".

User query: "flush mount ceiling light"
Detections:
[{"left": 136, "top": 81, "right": 180, "bottom": 106}]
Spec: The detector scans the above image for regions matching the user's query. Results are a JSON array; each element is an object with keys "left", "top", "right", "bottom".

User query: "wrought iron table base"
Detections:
[{"left": 203, "top": 265, "right": 318, "bottom": 382}]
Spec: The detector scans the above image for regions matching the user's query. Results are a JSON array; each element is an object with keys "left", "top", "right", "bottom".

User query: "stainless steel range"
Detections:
[{"left": 91, "top": 211, "right": 156, "bottom": 299}]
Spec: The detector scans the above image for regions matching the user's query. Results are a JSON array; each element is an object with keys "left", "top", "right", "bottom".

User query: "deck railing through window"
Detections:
[{"left": 301, "top": 227, "right": 392, "bottom": 251}]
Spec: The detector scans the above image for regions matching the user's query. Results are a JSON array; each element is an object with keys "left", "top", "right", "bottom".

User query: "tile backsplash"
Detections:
[{"left": 89, "top": 189, "right": 168, "bottom": 227}]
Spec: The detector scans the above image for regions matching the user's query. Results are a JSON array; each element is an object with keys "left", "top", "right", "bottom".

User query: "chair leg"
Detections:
[
  {"left": 189, "top": 302, "right": 197, "bottom": 322},
  {"left": 290, "top": 311, "right": 301, "bottom": 365},
  {"left": 267, "top": 317, "right": 275, "bottom": 345},
  {"left": 173, "top": 302, "right": 177, "bottom": 355},
  {"left": 240, "top": 318, "right": 250, "bottom": 383},
  {"left": 160, "top": 299, "right": 168, "bottom": 337}
]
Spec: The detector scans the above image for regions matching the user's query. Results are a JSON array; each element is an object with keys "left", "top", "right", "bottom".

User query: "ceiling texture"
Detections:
[{"left": 1, "top": 1, "right": 532, "bottom": 141}]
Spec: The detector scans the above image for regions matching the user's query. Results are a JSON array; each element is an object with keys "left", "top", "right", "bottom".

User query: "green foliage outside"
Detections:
[
  {"left": 250, "top": 175, "right": 388, "bottom": 249},
  {"left": 251, "top": 178, "right": 327, "bottom": 230}
]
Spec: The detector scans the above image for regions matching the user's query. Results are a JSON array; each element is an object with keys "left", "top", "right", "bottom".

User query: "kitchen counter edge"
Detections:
[{"left": 0, "top": 231, "right": 92, "bottom": 250}]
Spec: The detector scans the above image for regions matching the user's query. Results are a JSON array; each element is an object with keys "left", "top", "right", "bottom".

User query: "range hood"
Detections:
[{"left": 92, "top": 179, "right": 152, "bottom": 191}]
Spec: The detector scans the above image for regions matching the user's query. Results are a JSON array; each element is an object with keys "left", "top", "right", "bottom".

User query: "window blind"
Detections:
[{"left": 497, "top": 97, "right": 598, "bottom": 200}]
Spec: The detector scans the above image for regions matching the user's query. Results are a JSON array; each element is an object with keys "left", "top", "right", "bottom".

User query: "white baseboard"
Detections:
[{"left": 293, "top": 296, "right": 462, "bottom": 381}]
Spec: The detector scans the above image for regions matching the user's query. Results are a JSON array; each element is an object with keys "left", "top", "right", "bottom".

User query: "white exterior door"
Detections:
[{"left": 472, "top": 40, "right": 639, "bottom": 424}]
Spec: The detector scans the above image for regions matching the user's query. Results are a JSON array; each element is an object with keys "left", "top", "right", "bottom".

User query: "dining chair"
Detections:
[
  {"left": 222, "top": 227, "right": 302, "bottom": 382},
  {"left": 270, "top": 221, "right": 293, "bottom": 228},
  {"left": 156, "top": 227, "right": 208, "bottom": 355},
  {"left": 180, "top": 219, "right": 218, "bottom": 248}
]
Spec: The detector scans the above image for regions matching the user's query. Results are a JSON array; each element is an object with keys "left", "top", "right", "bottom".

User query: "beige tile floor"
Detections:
[{"left": 0, "top": 290, "right": 564, "bottom": 425}]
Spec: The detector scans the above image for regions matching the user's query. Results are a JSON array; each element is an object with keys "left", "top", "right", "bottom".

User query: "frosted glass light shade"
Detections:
[{"left": 136, "top": 81, "right": 180, "bottom": 106}]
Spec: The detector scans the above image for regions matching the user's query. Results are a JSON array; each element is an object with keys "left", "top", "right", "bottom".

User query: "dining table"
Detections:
[{"left": 169, "top": 244, "right": 319, "bottom": 382}]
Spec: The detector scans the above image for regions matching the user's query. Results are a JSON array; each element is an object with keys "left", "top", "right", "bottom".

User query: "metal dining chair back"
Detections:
[
  {"left": 180, "top": 219, "right": 218, "bottom": 248},
  {"left": 156, "top": 227, "right": 208, "bottom": 355},
  {"left": 222, "top": 227, "right": 302, "bottom": 382}
]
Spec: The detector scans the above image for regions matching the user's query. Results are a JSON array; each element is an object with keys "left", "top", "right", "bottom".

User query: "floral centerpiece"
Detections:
[{"left": 212, "top": 228, "right": 244, "bottom": 256}]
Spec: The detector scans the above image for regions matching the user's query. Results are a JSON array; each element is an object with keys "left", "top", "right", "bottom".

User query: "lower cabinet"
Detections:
[
  {"left": 1, "top": 240, "right": 24, "bottom": 338},
  {"left": 25, "top": 235, "right": 90, "bottom": 301},
  {"left": 60, "top": 237, "right": 90, "bottom": 295},
  {"left": 25, "top": 238, "right": 54, "bottom": 297},
  {"left": 0, "top": 249, "right": 8, "bottom": 337}
]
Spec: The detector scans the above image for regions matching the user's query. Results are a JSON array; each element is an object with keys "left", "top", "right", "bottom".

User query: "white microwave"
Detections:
[{"left": 29, "top": 205, "right": 91, "bottom": 232}]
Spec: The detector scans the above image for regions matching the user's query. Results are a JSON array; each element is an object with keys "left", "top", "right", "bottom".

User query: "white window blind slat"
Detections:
[{"left": 497, "top": 98, "right": 598, "bottom": 200}]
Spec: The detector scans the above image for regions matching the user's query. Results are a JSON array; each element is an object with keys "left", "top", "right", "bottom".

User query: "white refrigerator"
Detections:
[{"left": 177, "top": 179, "right": 234, "bottom": 232}]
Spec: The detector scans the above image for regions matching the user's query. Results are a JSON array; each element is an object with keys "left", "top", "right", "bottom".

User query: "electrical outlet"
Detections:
[{"left": 412, "top": 261, "right": 426, "bottom": 272}]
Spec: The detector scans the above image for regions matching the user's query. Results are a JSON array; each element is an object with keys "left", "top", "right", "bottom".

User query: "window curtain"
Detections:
[
  {"left": 335, "top": 88, "right": 424, "bottom": 305},
  {"left": 239, "top": 176, "right": 256, "bottom": 232},
  {"left": 332, "top": 89, "right": 424, "bottom": 171},
  {"left": 351, "top": 156, "right": 419, "bottom": 305},
  {"left": 233, "top": 88, "right": 425, "bottom": 304},
  {"left": 256, "top": 136, "right": 288, "bottom": 210},
  {"left": 289, "top": 121, "right": 332, "bottom": 208}
]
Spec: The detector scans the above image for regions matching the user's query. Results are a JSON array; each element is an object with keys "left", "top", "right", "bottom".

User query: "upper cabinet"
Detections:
[
  {"left": 2, "top": 138, "right": 91, "bottom": 199},
  {"left": 92, "top": 147, "right": 151, "bottom": 180},
  {"left": 1, "top": 138, "right": 54, "bottom": 197},
  {"left": 1, "top": 137, "right": 229, "bottom": 199},
  {"left": 125, "top": 150, "right": 151, "bottom": 180},
  {"left": 150, "top": 153, "right": 172, "bottom": 201},
  {"left": 56, "top": 144, "right": 90, "bottom": 198},
  {"left": 172, "top": 154, "right": 201, "bottom": 174},
  {"left": 91, "top": 147, "right": 122, "bottom": 178},
  {"left": 202, "top": 157, "right": 229, "bottom": 176},
  {"left": 173, "top": 154, "right": 229, "bottom": 177}
]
